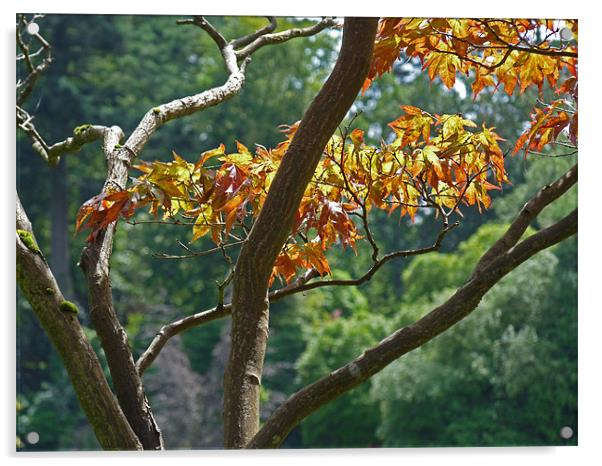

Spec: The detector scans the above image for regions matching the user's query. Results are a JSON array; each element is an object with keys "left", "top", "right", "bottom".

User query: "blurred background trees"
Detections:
[{"left": 17, "top": 14, "right": 577, "bottom": 450}]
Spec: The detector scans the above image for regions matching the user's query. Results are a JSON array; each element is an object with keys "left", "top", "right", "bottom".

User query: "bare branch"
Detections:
[
  {"left": 137, "top": 304, "right": 232, "bottom": 374},
  {"left": 152, "top": 240, "right": 245, "bottom": 260},
  {"left": 18, "top": 15, "right": 334, "bottom": 171},
  {"left": 16, "top": 14, "right": 53, "bottom": 106},
  {"left": 231, "top": 17, "right": 278, "bottom": 49},
  {"left": 474, "top": 163, "right": 577, "bottom": 274},
  {"left": 17, "top": 111, "right": 116, "bottom": 166},
  {"left": 136, "top": 217, "right": 458, "bottom": 375},
  {"left": 270, "top": 219, "right": 458, "bottom": 300},
  {"left": 235, "top": 17, "right": 337, "bottom": 60},
  {"left": 121, "top": 45, "right": 244, "bottom": 159},
  {"left": 177, "top": 16, "right": 227, "bottom": 49}
]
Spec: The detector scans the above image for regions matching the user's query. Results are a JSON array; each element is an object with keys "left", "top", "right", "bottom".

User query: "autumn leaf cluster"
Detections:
[
  {"left": 364, "top": 18, "right": 577, "bottom": 95},
  {"left": 76, "top": 17, "right": 578, "bottom": 286},
  {"left": 77, "top": 108, "right": 507, "bottom": 284}
]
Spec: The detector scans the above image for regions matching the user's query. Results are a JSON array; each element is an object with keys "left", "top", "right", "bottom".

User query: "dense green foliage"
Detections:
[{"left": 17, "top": 15, "right": 576, "bottom": 450}]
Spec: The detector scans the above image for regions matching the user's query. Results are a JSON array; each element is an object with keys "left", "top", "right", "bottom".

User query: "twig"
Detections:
[
  {"left": 152, "top": 240, "right": 245, "bottom": 260},
  {"left": 235, "top": 18, "right": 337, "bottom": 60}
]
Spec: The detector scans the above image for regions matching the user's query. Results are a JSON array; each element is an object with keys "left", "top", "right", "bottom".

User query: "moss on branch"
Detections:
[
  {"left": 73, "top": 124, "right": 92, "bottom": 136},
  {"left": 59, "top": 300, "right": 79, "bottom": 315},
  {"left": 17, "top": 229, "right": 41, "bottom": 254}
]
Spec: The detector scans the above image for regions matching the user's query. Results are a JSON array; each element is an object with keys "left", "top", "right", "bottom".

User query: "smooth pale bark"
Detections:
[
  {"left": 16, "top": 197, "right": 142, "bottom": 451},
  {"left": 223, "top": 17, "right": 379, "bottom": 449}
]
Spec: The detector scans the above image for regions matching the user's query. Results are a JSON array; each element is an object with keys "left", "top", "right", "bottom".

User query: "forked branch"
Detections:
[{"left": 248, "top": 197, "right": 577, "bottom": 448}]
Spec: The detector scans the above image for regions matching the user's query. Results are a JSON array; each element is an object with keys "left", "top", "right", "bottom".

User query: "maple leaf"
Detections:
[
  {"left": 388, "top": 106, "right": 433, "bottom": 148},
  {"left": 514, "top": 101, "right": 573, "bottom": 156},
  {"left": 76, "top": 190, "right": 132, "bottom": 241},
  {"left": 424, "top": 49, "right": 461, "bottom": 89},
  {"left": 363, "top": 17, "right": 577, "bottom": 101}
]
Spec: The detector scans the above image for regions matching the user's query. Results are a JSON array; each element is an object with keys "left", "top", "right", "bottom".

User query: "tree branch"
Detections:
[
  {"left": 248, "top": 205, "right": 577, "bottom": 448},
  {"left": 17, "top": 110, "right": 114, "bottom": 166},
  {"left": 16, "top": 14, "right": 52, "bottom": 106},
  {"left": 231, "top": 17, "right": 278, "bottom": 49},
  {"left": 474, "top": 163, "right": 577, "bottom": 274},
  {"left": 151, "top": 239, "right": 245, "bottom": 260},
  {"left": 16, "top": 196, "right": 142, "bottom": 451},
  {"left": 78, "top": 127, "right": 164, "bottom": 450},
  {"left": 479, "top": 19, "right": 578, "bottom": 59},
  {"left": 177, "top": 16, "right": 227, "bottom": 49},
  {"left": 235, "top": 17, "right": 337, "bottom": 60},
  {"left": 135, "top": 218, "right": 457, "bottom": 375},
  {"left": 271, "top": 219, "right": 458, "bottom": 300}
]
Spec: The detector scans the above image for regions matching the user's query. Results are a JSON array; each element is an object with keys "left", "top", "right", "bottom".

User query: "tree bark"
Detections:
[
  {"left": 223, "top": 17, "right": 378, "bottom": 449},
  {"left": 16, "top": 197, "right": 142, "bottom": 451}
]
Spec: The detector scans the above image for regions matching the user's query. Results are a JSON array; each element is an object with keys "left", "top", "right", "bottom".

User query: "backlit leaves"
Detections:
[
  {"left": 76, "top": 107, "right": 508, "bottom": 284},
  {"left": 513, "top": 101, "right": 572, "bottom": 156},
  {"left": 363, "top": 18, "right": 578, "bottom": 98}
]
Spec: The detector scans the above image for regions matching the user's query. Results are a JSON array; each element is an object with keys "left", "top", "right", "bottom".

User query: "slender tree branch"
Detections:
[
  {"left": 271, "top": 220, "right": 458, "bottom": 300},
  {"left": 137, "top": 305, "right": 231, "bottom": 375},
  {"left": 177, "top": 16, "right": 227, "bottom": 49},
  {"left": 17, "top": 110, "right": 113, "bottom": 166},
  {"left": 136, "top": 218, "right": 457, "bottom": 375},
  {"left": 79, "top": 126, "right": 164, "bottom": 450},
  {"left": 16, "top": 14, "right": 53, "bottom": 106},
  {"left": 474, "top": 163, "right": 577, "bottom": 274},
  {"left": 235, "top": 17, "right": 337, "bottom": 60},
  {"left": 231, "top": 17, "right": 278, "bottom": 49},
  {"left": 478, "top": 19, "right": 578, "bottom": 58},
  {"left": 121, "top": 17, "right": 333, "bottom": 161},
  {"left": 152, "top": 240, "right": 245, "bottom": 260}
]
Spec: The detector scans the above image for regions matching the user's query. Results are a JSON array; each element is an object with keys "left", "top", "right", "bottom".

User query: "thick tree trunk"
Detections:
[
  {"left": 16, "top": 197, "right": 142, "bottom": 451},
  {"left": 223, "top": 17, "right": 378, "bottom": 449}
]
